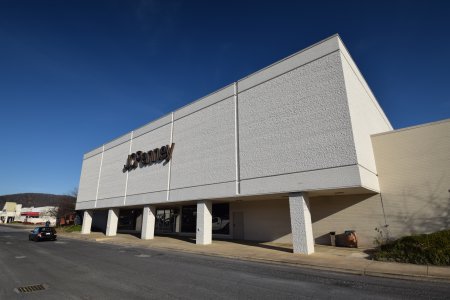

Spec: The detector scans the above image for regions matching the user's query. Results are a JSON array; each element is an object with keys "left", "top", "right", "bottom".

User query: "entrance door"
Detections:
[
  {"left": 155, "top": 208, "right": 178, "bottom": 233},
  {"left": 232, "top": 212, "right": 244, "bottom": 240}
]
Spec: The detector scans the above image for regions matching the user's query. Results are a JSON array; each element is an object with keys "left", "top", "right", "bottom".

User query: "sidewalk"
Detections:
[{"left": 53, "top": 229, "right": 450, "bottom": 283}]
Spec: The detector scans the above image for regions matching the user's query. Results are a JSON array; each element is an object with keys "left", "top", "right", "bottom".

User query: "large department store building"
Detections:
[{"left": 76, "top": 35, "right": 450, "bottom": 254}]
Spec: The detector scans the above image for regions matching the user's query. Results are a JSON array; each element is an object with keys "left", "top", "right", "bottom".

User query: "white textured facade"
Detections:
[
  {"left": 77, "top": 35, "right": 390, "bottom": 208},
  {"left": 76, "top": 35, "right": 448, "bottom": 253}
]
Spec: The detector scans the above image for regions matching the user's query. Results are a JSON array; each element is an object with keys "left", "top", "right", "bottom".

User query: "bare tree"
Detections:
[
  {"left": 68, "top": 187, "right": 78, "bottom": 199},
  {"left": 54, "top": 187, "right": 78, "bottom": 226}
]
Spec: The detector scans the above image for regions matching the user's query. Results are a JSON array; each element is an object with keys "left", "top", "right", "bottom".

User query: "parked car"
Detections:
[
  {"left": 212, "top": 217, "right": 230, "bottom": 231},
  {"left": 28, "top": 227, "right": 57, "bottom": 242}
]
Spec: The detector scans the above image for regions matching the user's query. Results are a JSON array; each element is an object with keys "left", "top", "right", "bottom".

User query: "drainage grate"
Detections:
[{"left": 15, "top": 284, "right": 47, "bottom": 293}]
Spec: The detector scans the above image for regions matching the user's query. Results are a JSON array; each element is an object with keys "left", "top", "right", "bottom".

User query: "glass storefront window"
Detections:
[
  {"left": 212, "top": 203, "right": 229, "bottom": 234},
  {"left": 155, "top": 208, "right": 178, "bottom": 233},
  {"left": 118, "top": 209, "right": 140, "bottom": 230},
  {"left": 181, "top": 205, "right": 196, "bottom": 233}
]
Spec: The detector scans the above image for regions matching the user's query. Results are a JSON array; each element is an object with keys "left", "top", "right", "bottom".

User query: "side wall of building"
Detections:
[
  {"left": 339, "top": 42, "right": 393, "bottom": 192},
  {"left": 372, "top": 119, "right": 450, "bottom": 239}
]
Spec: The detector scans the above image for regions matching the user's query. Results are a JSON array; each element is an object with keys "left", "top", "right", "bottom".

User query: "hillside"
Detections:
[{"left": 0, "top": 193, "right": 76, "bottom": 209}]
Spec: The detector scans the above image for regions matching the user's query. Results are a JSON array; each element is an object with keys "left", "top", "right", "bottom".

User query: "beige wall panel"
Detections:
[
  {"left": 230, "top": 199, "right": 292, "bottom": 243},
  {"left": 372, "top": 120, "right": 450, "bottom": 239},
  {"left": 310, "top": 194, "right": 385, "bottom": 247}
]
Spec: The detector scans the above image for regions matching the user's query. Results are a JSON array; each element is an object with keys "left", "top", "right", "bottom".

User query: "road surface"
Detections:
[{"left": 0, "top": 226, "right": 448, "bottom": 299}]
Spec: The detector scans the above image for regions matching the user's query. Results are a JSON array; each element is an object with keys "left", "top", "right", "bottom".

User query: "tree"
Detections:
[
  {"left": 54, "top": 187, "right": 78, "bottom": 226},
  {"left": 68, "top": 187, "right": 78, "bottom": 199}
]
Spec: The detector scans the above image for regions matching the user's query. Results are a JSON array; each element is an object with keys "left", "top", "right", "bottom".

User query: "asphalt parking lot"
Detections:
[{"left": 1, "top": 226, "right": 449, "bottom": 299}]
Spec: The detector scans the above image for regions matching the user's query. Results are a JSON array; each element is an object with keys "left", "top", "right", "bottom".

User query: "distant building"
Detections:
[
  {"left": 0, "top": 202, "right": 21, "bottom": 223},
  {"left": 19, "top": 206, "right": 58, "bottom": 226},
  {"left": 0, "top": 202, "right": 57, "bottom": 226}
]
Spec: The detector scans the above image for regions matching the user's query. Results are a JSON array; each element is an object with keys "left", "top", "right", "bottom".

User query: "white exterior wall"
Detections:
[
  {"left": 126, "top": 121, "right": 172, "bottom": 205},
  {"left": 77, "top": 150, "right": 102, "bottom": 208},
  {"left": 76, "top": 35, "right": 391, "bottom": 211},
  {"left": 96, "top": 135, "right": 130, "bottom": 208},
  {"left": 338, "top": 42, "right": 393, "bottom": 192},
  {"left": 170, "top": 94, "right": 236, "bottom": 201},
  {"left": 238, "top": 51, "right": 358, "bottom": 195}
]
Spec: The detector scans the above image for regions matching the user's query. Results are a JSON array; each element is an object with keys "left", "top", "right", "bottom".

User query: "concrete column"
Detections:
[
  {"left": 105, "top": 208, "right": 119, "bottom": 237},
  {"left": 175, "top": 206, "right": 182, "bottom": 233},
  {"left": 175, "top": 214, "right": 181, "bottom": 233},
  {"left": 196, "top": 200, "right": 212, "bottom": 245},
  {"left": 289, "top": 192, "right": 314, "bottom": 254},
  {"left": 135, "top": 213, "right": 143, "bottom": 231},
  {"left": 141, "top": 206, "right": 155, "bottom": 240},
  {"left": 81, "top": 210, "right": 93, "bottom": 234}
]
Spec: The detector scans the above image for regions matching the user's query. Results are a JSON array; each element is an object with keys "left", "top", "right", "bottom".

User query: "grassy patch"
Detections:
[
  {"left": 373, "top": 230, "right": 450, "bottom": 265},
  {"left": 59, "top": 225, "right": 82, "bottom": 233}
]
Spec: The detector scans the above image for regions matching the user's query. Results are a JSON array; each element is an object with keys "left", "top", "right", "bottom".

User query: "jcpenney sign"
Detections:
[{"left": 123, "top": 143, "right": 175, "bottom": 172}]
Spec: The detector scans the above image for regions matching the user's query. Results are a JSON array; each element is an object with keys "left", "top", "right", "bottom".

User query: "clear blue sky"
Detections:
[{"left": 0, "top": 0, "right": 449, "bottom": 196}]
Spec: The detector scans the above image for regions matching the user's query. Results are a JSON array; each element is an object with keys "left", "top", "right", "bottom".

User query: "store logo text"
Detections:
[{"left": 123, "top": 143, "right": 175, "bottom": 172}]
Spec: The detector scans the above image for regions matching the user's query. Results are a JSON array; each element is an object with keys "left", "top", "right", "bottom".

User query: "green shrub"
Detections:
[
  {"left": 61, "top": 225, "right": 82, "bottom": 233},
  {"left": 373, "top": 230, "right": 450, "bottom": 265}
]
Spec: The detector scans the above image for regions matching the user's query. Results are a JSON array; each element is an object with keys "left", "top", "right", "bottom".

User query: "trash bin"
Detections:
[
  {"left": 329, "top": 231, "right": 336, "bottom": 246},
  {"left": 344, "top": 230, "right": 358, "bottom": 248}
]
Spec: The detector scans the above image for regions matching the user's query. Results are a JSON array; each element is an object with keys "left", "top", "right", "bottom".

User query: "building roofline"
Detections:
[
  {"left": 85, "top": 34, "right": 383, "bottom": 157},
  {"left": 371, "top": 118, "right": 450, "bottom": 137}
]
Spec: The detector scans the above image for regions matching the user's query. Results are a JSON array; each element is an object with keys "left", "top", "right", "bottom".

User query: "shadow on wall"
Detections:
[
  {"left": 390, "top": 177, "right": 450, "bottom": 237},
  {"left": 230, "top": 199, "right": 293, "bottom": 244},
  {"left": 311, "top": 195, "right": 368, "bottom": 223},
  {"left": 315, "top": 233, "right": 333, "bottom": 245},
  {"left": 310, "top": 194, "right": 383, "bottom": 246}
]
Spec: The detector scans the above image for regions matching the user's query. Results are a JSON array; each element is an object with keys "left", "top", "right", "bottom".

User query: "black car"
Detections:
[{"left": 29, "top": 227, "right": 57, "bottom": 242}]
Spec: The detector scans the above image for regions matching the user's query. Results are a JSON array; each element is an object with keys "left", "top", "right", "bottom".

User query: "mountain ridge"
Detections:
[{"left": 0, "top": 193, "right": 76, "bottom": 209}]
